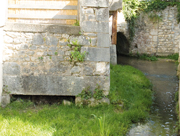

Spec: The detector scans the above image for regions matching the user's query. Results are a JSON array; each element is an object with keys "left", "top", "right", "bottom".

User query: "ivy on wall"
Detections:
[{"left": 122, "top": 0, "right": 180, "bottom": 42}]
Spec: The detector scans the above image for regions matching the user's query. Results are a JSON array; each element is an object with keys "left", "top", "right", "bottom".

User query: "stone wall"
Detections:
[
  {"left": 117, "top": 6, "right": 180, "bottom": 56},
  {"left": 2, "top": 0, "right": 110, "bottom": 96}
]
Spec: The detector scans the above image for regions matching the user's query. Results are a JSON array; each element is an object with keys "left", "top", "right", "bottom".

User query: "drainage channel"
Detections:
[{"left": 117, "top": 56, "right": 178, "bottom": 136}]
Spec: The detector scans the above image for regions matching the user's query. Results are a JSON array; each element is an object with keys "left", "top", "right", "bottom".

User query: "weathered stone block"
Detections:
[
  {"left": 63, "top": 100, "right": 72, "bottom": 105},
  {"left": 49, "top": 47, "right": 57, "bottom": 52},
  {"left": 96, "top": 62, "right": 107, "bottom": 74},
  {"left": 109, "top": 0, "right": 122, "bottom": 11},
  {"left": 81, "top": 47, "right": 110, "bottom": 62},
  {"left": 3, "top": 76, "right": 22, "bottom": 94},
  {"left": 87, "top": 14, "right": 96, "bottom": 21},
  {"left": 29, "top": 45, "right": 37, "bottom": 50},
  {"left": 3, "top": 62, "right": 20, "bottom": 75},
  {"left": 97, "top": 33, "right": 110, "bottom": 47},
  {"left": 98, "top": 22, "right": 109, "bottom": 33},
  {"left": 71, "top": 66, "right": 81, "bottom": 74},
  {"left": 110, "top": 44, "right": 117, "bottom": 65},
  {"left": 83, "top": 66, "right": 93, "bottom": 76},
  {"left": 4, "top": 23, "right": 80, "bottom": 35},
  {"left": 46, "top": 36, "right": 58, "bottom": 46},
  {"left": 85, "top": 8, "right": 94, "bottom": 14},
  {"left": 81, "top": 21, "right": 98, "bottom": 33},
  {"left": 59, "top": 41, "right": 68, "bottom": 46},
  {"left": 3, "top": 75, "right": 110, "bottom": 96},
  {"left": 20, "top": 44, "right": 29, "bottom": 50},
  {"left": 82, "top": 0, "right": 108, "bottom": 7},
  {"left": 96, "top": 8, "right": 109, "bottom": 22},
  {"left": 58, "top": 50, "right": 65, "bottom": 56},
  {"left": 91, "top": 38, "right": 97, "bottom": 46},
  {"left": 70, "top": 35, "right": 90, "bottom": 46},
  {"left": 32, "top": 34, "right": 44, "bottom": 45},
  {"left": 1, "top": 94, "right": 10, "bottom": 107}
]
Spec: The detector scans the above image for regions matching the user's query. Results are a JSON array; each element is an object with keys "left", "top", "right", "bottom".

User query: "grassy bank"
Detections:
[
  {"left": 129, "top": 53, "right": 179, "bottom": 61},
  {"left": 0, "top": 65, "right": 153, "bottom": 136}
]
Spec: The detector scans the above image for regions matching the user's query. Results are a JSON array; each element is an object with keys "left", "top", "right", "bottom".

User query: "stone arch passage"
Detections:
[{"left": 116, "top": 32, "right": 130, "bottom": 56}]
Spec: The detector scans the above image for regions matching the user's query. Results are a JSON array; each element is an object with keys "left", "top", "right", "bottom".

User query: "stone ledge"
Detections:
[
  {"left": 109, "top": 0, "right": 122, "bottom": 11},
  {"left": 3, "top": 75, "right": 110, "bottom": 96},
  {"left": 4, "top": 23, "right": 80, "bottom": 34}
]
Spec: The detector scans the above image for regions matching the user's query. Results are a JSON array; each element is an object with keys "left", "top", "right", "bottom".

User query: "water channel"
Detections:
[{"left": 117, "top": 56, "right": 179, "bottom": 136}]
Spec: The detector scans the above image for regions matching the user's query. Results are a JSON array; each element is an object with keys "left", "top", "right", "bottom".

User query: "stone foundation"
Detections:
[{"left": 2, "top": 0, "right": 110, "bottom": 98}]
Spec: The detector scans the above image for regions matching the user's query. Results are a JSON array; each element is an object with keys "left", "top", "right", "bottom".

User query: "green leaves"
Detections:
[
  {"left": 68, "top": 40, "right": 87, "bottom": 62},
  {"left": 77, "top": 85, "right": 105, "bottom": 100},
  {"left": 70, "top": 50, "right": 86, "bottom": 62}
]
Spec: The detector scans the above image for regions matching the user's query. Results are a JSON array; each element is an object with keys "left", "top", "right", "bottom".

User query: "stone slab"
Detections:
[
  {"left": 3, "top": 62, "right": 20, "bottom": 75},
  {"left": 110, "top": 44, "right": 117, "bottom": 65},
  {"left": 1, "top": 94, "right": 10, "bottom": 107},
  {"left": 109, "top": 0, "right": 122, "bottom": 11},
  {"left": 82, "top": 0, "right": 108, "bottom": 7},
  {"left": 96, "top": 8, "right": 109, "bottom": 22},
  {"left": 81, "top": 47, "right": 110, "bottom": 62},
  {"left": 97, "top": 33, "right": 110, "bottom": 47},
  {"left": 3, "top": 75, "right": 110, "bottom": 96},
  {"left": 4, "top": 23, "right": 80, "bottom": 34}
]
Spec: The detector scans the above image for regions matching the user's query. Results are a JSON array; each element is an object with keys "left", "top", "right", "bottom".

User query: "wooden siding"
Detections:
[{"left": 8, "top": 0, "right": 78, "bottom": 25}]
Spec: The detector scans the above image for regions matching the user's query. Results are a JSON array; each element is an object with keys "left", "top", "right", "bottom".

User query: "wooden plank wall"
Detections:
[{"left": 8, "top": 0, "right": 78, "bottom": 25}]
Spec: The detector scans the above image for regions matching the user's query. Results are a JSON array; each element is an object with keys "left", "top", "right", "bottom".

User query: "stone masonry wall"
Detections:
[
  {"left": 117, "top": 6, "right": 180, "bottom": 55},
  {"left": 2, "top": 0, "right": 110, "bottom": 96}
]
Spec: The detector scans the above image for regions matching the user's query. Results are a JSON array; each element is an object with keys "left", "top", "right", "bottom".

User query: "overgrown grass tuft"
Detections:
[
  {"left": 135, "top": 53, "right": 158, "bottom": 61},
  {"left": 0, "top": 65, "right": 153, "bottom": 136},
  {"left": 157, "top": 53, "right": 179, "bottom": 61}
]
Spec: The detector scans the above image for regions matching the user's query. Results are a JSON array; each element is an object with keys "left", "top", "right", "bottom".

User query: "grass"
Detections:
[
  {"left": 157, "top": 53, "right": 179, "bottom": 61},
  {"left": 0, "top": 65, "right": 153, "bottom": 136},
  {"left": 130, "top": 53, "right": 179, "bottom": 61}
]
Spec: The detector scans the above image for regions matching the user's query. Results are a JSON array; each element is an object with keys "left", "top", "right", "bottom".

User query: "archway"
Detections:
[{"left": 116, "top": 32, "right": 130, "bottom": 56}]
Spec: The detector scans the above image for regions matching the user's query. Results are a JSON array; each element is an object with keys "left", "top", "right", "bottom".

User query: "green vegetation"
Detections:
[
  {"left": 0, "top": 65, "right": 153, "bottom": 136},
  {"left": 38, "top": 56, "right": 43, "bottom": 60},
  {"left": 157, "top": 53, "right": 179, "bottom": 61},
  {"left": 129, "top": 53, "right": 179, "bottom": 61},
  {"left": 69, "top": 40, "right": 87, "bottom": 62},
  {"left": 136, "top": 53, "right": 158, "bottom": 61},
  {"left": 73, "top": 19, "right": 80, "bottom": 26},
  {"left": 77, "top": 87, "right": 92, "bottom": 100},
  {"left": 54, "top": 52, "right": 58, "bottom": 56},
  {"left": 77, "top": 85, "right": 105, "bottom": 101}
]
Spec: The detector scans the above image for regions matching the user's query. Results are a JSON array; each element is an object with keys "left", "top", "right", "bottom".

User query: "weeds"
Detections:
[
  {"left": 136, "top": 53, "right": 158, "bottom": 61},
  {"left": 2, "top": 85, "right": 10, "bottom": 94},
  {"left": 38, "top": 56, "right": 43, "bottom": 60},
  {"left": 73, "top": 19, "right": 80, "bottom": 26},
  {"left": 92, "top": 114, "right": 109, "bottom": 136},
  {"left": 157, "top": 53, "right": 179, "bottom": 61},
  {"left": 69, "top": 40, "right": 87, "bottom": 62},
  {"left": 77, "top": 85, "right": 105, "bottom": 101},
  {"left": 77, "top": 87, "right": 92, "bottom": 100}
]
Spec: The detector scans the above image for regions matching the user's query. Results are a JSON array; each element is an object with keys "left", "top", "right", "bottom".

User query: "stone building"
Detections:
[{"left": 1, "top": 0, "right": 123, "bottom": 105}]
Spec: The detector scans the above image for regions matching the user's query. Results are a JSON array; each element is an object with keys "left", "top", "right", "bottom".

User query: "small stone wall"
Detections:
[
  {"left": 117, "top": 6, "right": 180, "bottom": 56},
  {"left": 3, "top": 0, "right": 110, "bottom": 98}
]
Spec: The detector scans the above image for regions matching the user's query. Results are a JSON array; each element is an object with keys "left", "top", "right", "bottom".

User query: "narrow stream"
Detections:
[{"left": 117, "top": 56, "right": 179, "bottom": 136}]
